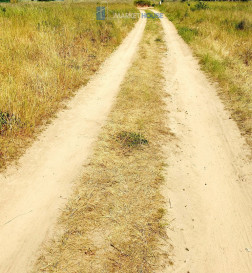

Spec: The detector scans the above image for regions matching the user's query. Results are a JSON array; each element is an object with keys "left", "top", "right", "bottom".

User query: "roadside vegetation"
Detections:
[
  {"left": 33, "top": 14, "right": 173, "bottom": 273},
  {"left": 0, "top": 2, "right": 137, "bottom": 168},
  {"left": 159, "top": 2, "right": 252, "bottom": 148}
]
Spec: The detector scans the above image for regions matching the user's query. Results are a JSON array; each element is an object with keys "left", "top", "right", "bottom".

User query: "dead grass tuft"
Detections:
[{"left": 33, "top": 14, "right": 173, "bottom": 273}]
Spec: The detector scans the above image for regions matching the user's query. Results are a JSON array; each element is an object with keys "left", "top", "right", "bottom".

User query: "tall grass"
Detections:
[
  {"left": 159, "top": 2, "right": 252, "bottom": 147},
  {"left": 0, "top": 2, "right": 137, "bottom": 168}
]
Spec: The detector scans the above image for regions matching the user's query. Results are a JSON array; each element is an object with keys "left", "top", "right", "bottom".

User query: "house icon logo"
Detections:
[{"left": 96, "top": 6, "right": 106, "bottom": 20}]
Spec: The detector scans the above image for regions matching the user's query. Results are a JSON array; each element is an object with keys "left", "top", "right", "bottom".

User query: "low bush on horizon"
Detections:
[{"left": 134, "top": 0, "right": 151, "bottom": 7}]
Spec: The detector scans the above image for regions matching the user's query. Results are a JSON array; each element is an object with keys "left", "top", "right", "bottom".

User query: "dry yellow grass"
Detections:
[
  {"left": 0, "top": 2, "right": 137, "bottom": 168},
  {"left": 159, "top": 2, "right": 252, "bottom": 148},
  {"left": 33, "top": 14, "right": 173, "bottom": 273}
]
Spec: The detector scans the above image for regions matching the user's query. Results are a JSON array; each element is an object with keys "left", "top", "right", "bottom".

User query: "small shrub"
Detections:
[
  {"left": 134, "top": 0, "right": 151, "bottom": 7},
  {"left": 236, "top": 19, "right": 250, "bottom": 30},
  {"left": 236, "top": 20, "right": 246, "bottom": 30},
  {"left": 191, "top": 1, "right": 209, "bottom": 11},
  {"left": 0, "top": 7, "right": 7, "bottom": 13},
  {"left": 117, "top": 131, "right": 148, "bottom": 147}
]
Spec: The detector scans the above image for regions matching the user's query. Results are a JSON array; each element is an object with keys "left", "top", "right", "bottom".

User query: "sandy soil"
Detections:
[
  {"left": 155, "top": 11, "right": 252, "bottom": 273},
  {"left": 0, "top": 13, "right": 146, "bottom": 273}
]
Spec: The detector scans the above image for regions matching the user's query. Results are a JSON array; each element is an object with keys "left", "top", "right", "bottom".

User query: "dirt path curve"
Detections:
[
  {"left": 153, "top": 11, "right": 252, "bottom": 273},
  {"left": 0, "top": 12, "right": 146, "bottom": 273}
]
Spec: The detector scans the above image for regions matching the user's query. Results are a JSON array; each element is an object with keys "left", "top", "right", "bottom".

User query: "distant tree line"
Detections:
[
  {"left": 0, "top": 0, "right": 57, "bottom": 2},
  {"left": 194, "top": 0, "right": 250, "bottom": 1},
  {"left": 197, "top": 0, "right": 250, "bottom": 2},
  {"left": 177, "top": 0, "right": 250, "bottom": 2}
]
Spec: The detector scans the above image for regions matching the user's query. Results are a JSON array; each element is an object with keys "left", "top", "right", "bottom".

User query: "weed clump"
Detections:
[
  {"left": 117, "top": 131, "right": 148, "bottom": 147},
  {"left": 0, "top": 111, "right": 20, "bottom": 134},
  {"left": 155, "top": 36, "right": 162, "bottom": 42},
  {"left": 241, "top": 48, "right": 252, "bottom": 66}
]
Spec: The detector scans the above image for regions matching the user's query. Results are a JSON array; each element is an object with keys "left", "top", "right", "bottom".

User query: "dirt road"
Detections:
[
  {"left": 1, "top": 9, "right": 251, "bottom": 273},
  {"left": 0, "top": 13, "right": 146, "bottom": 273},
  {"left": 154, "top": 11, "right": 252, "bottom": 273}
]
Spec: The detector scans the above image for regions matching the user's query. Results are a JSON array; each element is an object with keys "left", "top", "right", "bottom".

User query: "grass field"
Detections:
[
  {"left": 0, "top": 2, "right": 137, "bottom": 168},
  {"left": 159, "top": 1, "right": 252, "bottom": 148},
  {"left": 33, "top": 13, "right": 173, "bottom": 273}
]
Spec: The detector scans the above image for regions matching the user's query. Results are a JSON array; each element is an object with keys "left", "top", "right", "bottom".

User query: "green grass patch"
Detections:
[
  {"left": 178, "top": 26, "right": 198, "bottom": 43},
  {"left": 200, "top": 54, "right": 226, "bottom": 78}
]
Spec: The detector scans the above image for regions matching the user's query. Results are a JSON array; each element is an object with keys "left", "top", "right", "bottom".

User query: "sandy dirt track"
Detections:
[
  {"left": 0, "top": 13, "right": 146, "bottom": 273},
  {"left": 153, "top": 11, "right": 252, "bottom": 273}
]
